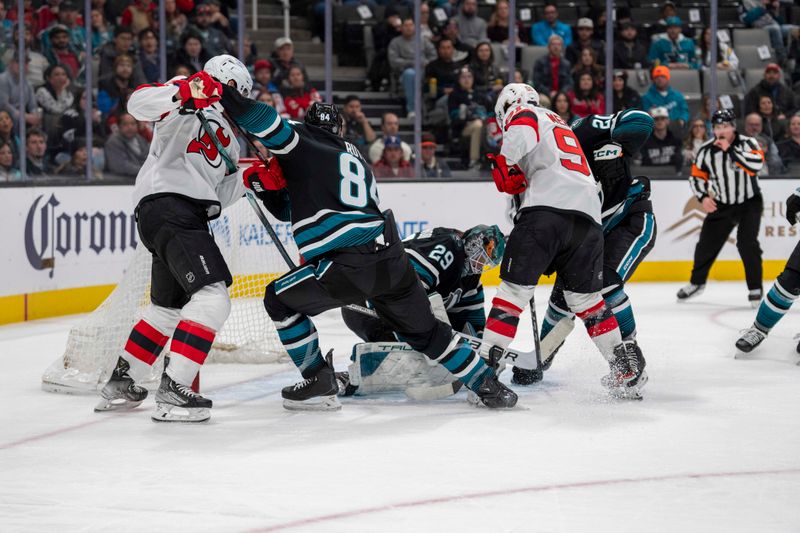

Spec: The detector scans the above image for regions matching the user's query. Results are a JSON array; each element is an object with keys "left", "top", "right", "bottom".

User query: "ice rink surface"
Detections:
[{"left": 1, "top": 282, "right": 799, "bottom": 532}]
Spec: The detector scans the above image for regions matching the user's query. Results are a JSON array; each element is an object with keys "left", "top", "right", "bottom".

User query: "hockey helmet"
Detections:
[
  {"left": 494, "top": 83, "right": 540, "bottom": 130},
  {"left": 204, "top": 54, "right": 253, "bottom": 98},
  {"left": 463, "top": 225, "right": 506, "bottom": 275},
  {"left": 711, "top": 108, "right": 736, "bottom": 126},
  {"left": 305, "top": 102, "right": 343, "bottom": 136}
]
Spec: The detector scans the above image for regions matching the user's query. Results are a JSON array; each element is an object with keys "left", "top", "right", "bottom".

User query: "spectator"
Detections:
[
  {"left": 744, "top": 112, "right": 785, "bottom": 175},
  {"left": 204, "top": 0, "right": 233, "bottom": 38},
  {"left": 271, "top": 37, "right": 307, "bottom": 90},
  {"left": 470, "top": 41, "right": 502, "bottom": 95},
  {"left": 341, "top": 95, "right": 377, "bottom": 152},
  {"left": 550, "top": 91, "right": 576, "bottom": 124},
  {"left": 59, "top": 88, "right": 106, "bottom": 161},
  {"left": 757, "top": 94, "right": 787, "bottom": 140},
  {"left": 170, "top": 30, "right": 211, "bottom": 74},
  {"left": 487, "top": 0, "right": 524, "bottom": 45},
  {"left": 44, "top": 25, "right": 82, "bottom": 81},
  {"left": 648, "top": 17, "right": 699, "bottom": 70},
  {"left": 566, "top": 18, "right": 604, "bottom": 67},
  {"left": 280, "top": 66, "right": 321, "bottom": 120},
  {"left": 172, "top": 64, "right": 192, "bottom": 78},
  {"left": 744, "top": 63, "right": 797, "bottom": 117},
  {"left": 531, "top": 3, "right": 572, "bottom": 47},
  {"left": 256, "top": 86, "right": 287, "bottom": 119},
  {"left": 54, "top": 143, "right": 92, "bottom": 178},
  {"left": 532, "top": 34, "right": 572, "bottom": 100},
  {"left": 0, "top": 110, "right": 20, "bottom": 166},
  {"left": 57, "top": 1, "right": 87, "bottom": 52},
  {"left": 611, "top": 70, "right": 642, "bottom": 112},
  {"left": 513, "top": 68, "right": 525, "bottom": 84},
  {"left": 419, "top": 2, "right": 438, "bottom": 44},
  {"left": 252, "top": 59, "right": 278, "bottom": 97},
  {"left": 5, "top": 0, "right": 41, "bottom": 39},
  {"left": 567, "top": 73, "right": 605, "bottom": 118},
  {"left": 90, "top": 8, "right": 114, "bottom": 50},
  {"left": 99, "top": 26, "right": 135, "bottom": 80},
  {"left": 370, "top": 112, "right": 412, "bottom": 164},
  {"left": 37, "top": 0, "right": 61, "bottom": 31},
  {"left": 389, "top": 17, "right": 437, "bottom": 119},
  {"left": 0, "top": 4, "right": 11, "bottom": 53},
  {"left": 138, "top": 29, "right": 160, "bottom": 84},
  {"left": 777, "top": 114, "right": 800, "bottom": 165},
  {"left": 694, "top": 94, "right": 716, "bottom": 133},
  {"left": 613, "top": 22, "right": 649, "bottom": 70},
  {"left": 98, "top": 54, "right": 138, "bottom": 119},
  {"left": 454, "top": 0, "right": 487, "bottom": 48},
  {"left": 0, "top": 55, "right": 40, "bottom": 130},
  {"left": 699, "top": 26, "right": 739, "bottom": 71},
  {"left": 448, "top": 67, "right": 490, "bottom": 168},
  {"left": 190, "top": 3, "right": 233, "bottom": 57},
  {"left": 164, "top": 0, "right": 190, "bottom": 54},
  {"left": 372, "top": 136, "right": 414, "bottom": 178},
  {"left": 0, "top": 140, "right": 21, "bottom": 181},
  {"left": 641, "top": 66, "right": 689, "bottom": 129},
  {"left": 25, "top": 129, "right": 51, "bottom": 177},
  {"left": 420, "top": 132, "right": 451, "bottom": 177},
  {"left": 426, "top": 38, "right": 468, "bottom": 100},
  {"left": 641, "top": 106, "right": 683, "bottom": 170},
  {"left": 104, "top": 112, "right": 148, "bottom": 178},
  {"left": 441, "top": 18, "right": 473, "bottom": 62},
  {"left": 742, "top": 0, "right": 790, "bottom": 65},
  {"left": 367, "top": 9, "right": 402, "bottom": 91},
  {"left": 36, "top": 65, "right": 75, "bottom": 151},
  {"left": 571, "top": 47, "right": 604, "bottom": 89},
  {"left": 2, "top": 26, "right": 49, "bottom": 87},
  {"left": 683, "top": 119, "right": 709, "bottom": 163}
]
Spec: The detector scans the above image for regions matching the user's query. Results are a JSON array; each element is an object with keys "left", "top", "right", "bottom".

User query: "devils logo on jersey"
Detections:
[{"left": 186, "top": 119, "right": 232, "bottom": 168}]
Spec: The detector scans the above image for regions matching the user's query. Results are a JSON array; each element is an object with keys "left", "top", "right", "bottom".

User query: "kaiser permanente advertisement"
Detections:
[{"left": 1, "top": 180, "right": 799, "bottom": 317}]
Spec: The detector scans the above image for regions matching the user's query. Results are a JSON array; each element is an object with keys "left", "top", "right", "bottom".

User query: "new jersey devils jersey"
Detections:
[
  {"left": 128, "top": 79, "right": 244, "bottom": 219},
  {"left": 500, "top": 104, "right": 601, "bottom": 225}
]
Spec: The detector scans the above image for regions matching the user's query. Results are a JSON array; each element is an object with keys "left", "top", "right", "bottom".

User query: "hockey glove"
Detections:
[
  {"left": 242, "top": 158, "right": 287, "bottom": 198},
  {"left": 173, "top": 71, "right": 223, "bottom": 111},
  {"left": 487, "top": 153, "right": 527, "bottom": 195},
  {"left": 786, "top": 191, "right": 800, "bottom": 225}
]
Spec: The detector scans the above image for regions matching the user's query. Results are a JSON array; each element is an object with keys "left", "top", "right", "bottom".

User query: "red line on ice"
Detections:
[{"left": 246, "top": 467, "right": 800, "bottom": 532}]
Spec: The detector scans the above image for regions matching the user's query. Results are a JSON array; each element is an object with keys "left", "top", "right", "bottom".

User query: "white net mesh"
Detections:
[{"left": 41, "top": 198, "right": 295, "bottom": 393}]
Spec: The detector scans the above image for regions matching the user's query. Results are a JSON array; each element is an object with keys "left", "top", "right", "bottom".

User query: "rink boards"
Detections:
[{"left": 1, "top": 178, "right": 798, "bottom": 324}]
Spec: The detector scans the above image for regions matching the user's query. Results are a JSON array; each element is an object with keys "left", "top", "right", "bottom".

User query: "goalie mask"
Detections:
[
  {"left": 204, "top": 54, "right": 253, "bottom": 98},
  {"left": 494, "top": 83, "right": 540, "bottom": 130},
  {"left": 462, "top": 225, "right": 505, "bottom": 275},
  {"left": 305, "top": 102, "right": 343, "bottom": 136}
]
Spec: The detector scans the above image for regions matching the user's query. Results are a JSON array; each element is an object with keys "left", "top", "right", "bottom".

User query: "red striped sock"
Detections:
[
  {"left": 124, "top": 319, "right": 169, "bottom": 366},
  {"left": 485, "top": 297, "right": 524, "bottom": 345}
]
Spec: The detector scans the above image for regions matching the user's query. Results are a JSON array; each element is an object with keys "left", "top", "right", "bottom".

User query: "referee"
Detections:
[{"left": 677, "top": 109, "right": 766, "bottom": 306}]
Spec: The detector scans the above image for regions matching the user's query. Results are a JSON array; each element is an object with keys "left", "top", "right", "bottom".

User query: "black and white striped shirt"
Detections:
[{"left": 690, "top": 134, "right": 765, "bottom": 205}]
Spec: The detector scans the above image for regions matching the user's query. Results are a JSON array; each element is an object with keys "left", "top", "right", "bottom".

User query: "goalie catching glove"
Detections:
[
  {"left": 172, "top": 71, "right": 223, "bottom": 111},
  {"left": 242, "top": 158, "right": 287, "bottom": 198},
  {"left": 487, "top": 153, "right": 527, "bottom": 194}
]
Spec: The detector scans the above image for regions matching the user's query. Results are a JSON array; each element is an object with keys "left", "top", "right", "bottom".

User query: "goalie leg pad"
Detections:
[{"left": 348, "top": 342, "right": 456, "bottom": 395}]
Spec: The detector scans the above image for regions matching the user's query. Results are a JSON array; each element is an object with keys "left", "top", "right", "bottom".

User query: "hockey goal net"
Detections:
[{"left": 41, "top": 196, "right": 294, "bottom": 393}]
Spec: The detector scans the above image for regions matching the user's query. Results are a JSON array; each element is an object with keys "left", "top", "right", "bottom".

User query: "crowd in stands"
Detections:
[{"left": 2, "top": 0, "right": 800, "bottom": 181}]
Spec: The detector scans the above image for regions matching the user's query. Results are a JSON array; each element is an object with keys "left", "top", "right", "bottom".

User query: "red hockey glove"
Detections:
[
  {"left": 487, "top": 153, "right": 527, "bottom": 194},
  {"left": 173, "top": 71, "right": 223, "bottom": 110},
  {"left": 242, "top": 158, "right": 287, "bottom": 198}
]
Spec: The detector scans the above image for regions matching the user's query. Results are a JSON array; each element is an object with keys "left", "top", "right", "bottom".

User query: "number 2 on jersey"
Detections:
[
  {"left": 553, "top": 127, "right": 590, "bottom": 176},
  {"left": 339, "top": 153, "right": 379, "bottom": 208}
]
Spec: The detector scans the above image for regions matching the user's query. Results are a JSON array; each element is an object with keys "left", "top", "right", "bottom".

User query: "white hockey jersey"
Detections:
[
  {"left": 500, "top": 104, "right": 602, "bottom": 225},
  {"left": 128, "top": 79, "right": 244, "bottom": 219}
]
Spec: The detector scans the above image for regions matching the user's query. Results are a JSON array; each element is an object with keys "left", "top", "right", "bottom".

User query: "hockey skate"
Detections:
[
  {"left": 334, "top": 371, "right": 358, "bottom": 397},
  {"left": 511, "top": 365, "right": 543, "bottom": 385},
  {"left": 151, "top": 372, "right": 212, "bottom": 423},
  {"left": 471, "top": 373, "right": 518, "bottom": 408},
  {"left": 676, "top": 283, "right": 705, "bottom": 302},
  {"left": 602, "top": 341, "right": 648, "bottom": 400},
  {"left": 282, "top": 351, "right": 342, "bottom": 411},
  {"left": 748, "top": 289, "right": 763, "bottom": 309},
  {"left": 94, "top": 357, "right": 148, "bottom": 412},
  {"left": 735, "top": 327, "right": 767, "bottom": 357}
]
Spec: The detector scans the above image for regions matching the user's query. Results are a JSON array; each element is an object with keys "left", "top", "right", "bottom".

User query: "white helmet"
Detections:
[
  {"left": 494, "top": 83, "right": 540, "bottom": 130},
  {"left": 204, "top": 54, "right": 253, "bottom": 98}
]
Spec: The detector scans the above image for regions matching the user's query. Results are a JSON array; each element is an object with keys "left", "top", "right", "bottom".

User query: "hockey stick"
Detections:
[{"left": 529, "top": 295, "right": 543, "bottom": 375}]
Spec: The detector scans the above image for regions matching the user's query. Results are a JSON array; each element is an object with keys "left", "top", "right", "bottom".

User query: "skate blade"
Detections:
[
  {"left": 605, "top": 371, "right": 648, "bottom": 400},
  {"left": 94, "top": 398, "right": 144, "bottom": 412},
  {"left": 734, "top": 349, "right": 752, "bottom": 360},
  {"left": 151, "top": 403, "right": 210, "bottom": 423},
  {"left": 283, "top": 395, "right": 341, "bottom": 411}
]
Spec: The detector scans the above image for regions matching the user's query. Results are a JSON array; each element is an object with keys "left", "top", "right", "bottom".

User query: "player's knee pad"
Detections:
[
  {"left": 263, "top": 281, "right": 294, "bottom": 322},
  {"left": 563, "top": 290, "right": 604, "bottom": 315},
  {"left": 180, "top": 281, "right": 231, "bottom": 332},
  {"left": 776, "top": 268, "right": 800, "bottom": 296},
  {"left": 494, "top": 281, "right": 536, "bottom": 310},
  {"left": 139, "top": 304, "right": 181, "bottom": 336}
]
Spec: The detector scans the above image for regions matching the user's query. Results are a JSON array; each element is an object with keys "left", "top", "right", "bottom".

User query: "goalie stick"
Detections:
[{"left": 203, "top": 110, "right": 545, "bottom": 372}]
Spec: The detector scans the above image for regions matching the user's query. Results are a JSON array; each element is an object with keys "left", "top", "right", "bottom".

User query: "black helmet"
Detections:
[
  {"left": 711, "top": 108, "right": 736, "bottom": 126},
  {"left": 305, "top": 102, "right": 343, "bottom": 135},
  {"left": 462, "top": 225, "right": 506, "bottom": 275}
]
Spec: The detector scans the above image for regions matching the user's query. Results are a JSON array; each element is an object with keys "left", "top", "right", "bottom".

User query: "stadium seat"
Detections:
[
  {"left": 734, "top": 44, "right": 776, "bottom": 69},
  {"left": 667, "top": 69, "right": 702, "bottom": 99},
  {"left": 491, "top": 43, "right": 508, "bottom": 70},
  {"left": 520, "top": 46, "right": 548, "bottom": 79},
  {"left": 744, "top": 67, "right": 768, "bottom": 89},
  {"left": 733, "top": 28, "right": 771, "bottom": 47},
  {"left": 702, "top": 69, "right": 746, "bottom": 97},
  {"left": 624, "top": 68, "right": 653, "bottom": 95}
]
